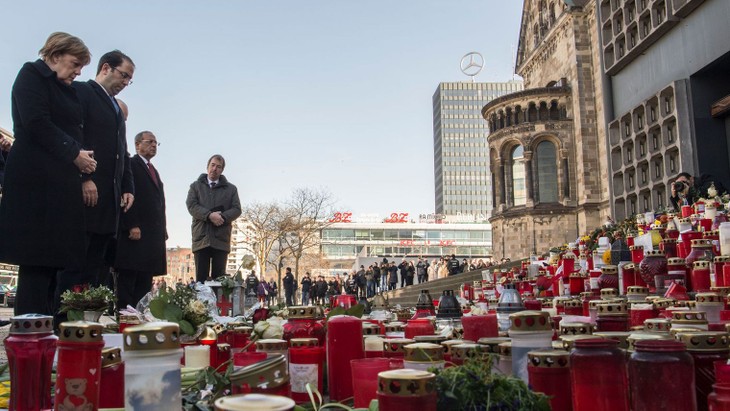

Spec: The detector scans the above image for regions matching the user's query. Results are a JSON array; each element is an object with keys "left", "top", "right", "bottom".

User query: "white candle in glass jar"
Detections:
[{"left": 184, "top": 345, "right": 210, "bottom": 368}]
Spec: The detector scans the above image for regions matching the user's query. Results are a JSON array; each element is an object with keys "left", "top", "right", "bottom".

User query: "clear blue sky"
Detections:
[{"left": 0, "top": 1, "right": 523, "bottom": 248}]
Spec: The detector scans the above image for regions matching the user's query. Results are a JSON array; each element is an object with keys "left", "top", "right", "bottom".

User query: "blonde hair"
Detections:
[{"left": 38, "top": 32, "right": 91, "bottom": 66}]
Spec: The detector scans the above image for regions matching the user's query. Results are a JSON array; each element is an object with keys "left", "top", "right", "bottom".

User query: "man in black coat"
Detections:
[
  {"left": 57, "top": 50, "right": 135, "bottom": 303},
  {"left": 114, "top": 131, "right": 166, "bottom": 310},
  {"left": 283, "top": 267, "right": 295, "bottom": 306}
]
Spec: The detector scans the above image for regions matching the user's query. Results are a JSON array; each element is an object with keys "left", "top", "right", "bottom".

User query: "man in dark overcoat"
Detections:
[
  {"left": 115, "top": 131, "right": 166, "bottom": 310},
  {"left": 56, "top": 50, "right": 135, "bottom": 306}
]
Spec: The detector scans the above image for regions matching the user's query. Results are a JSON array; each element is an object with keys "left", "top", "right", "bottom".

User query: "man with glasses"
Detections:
[
  {"left": 56, "top": 50, "right": 135, "bottom": 314},
  {"left": 115, "top": 131, "right": 166, "bottom": 310}
]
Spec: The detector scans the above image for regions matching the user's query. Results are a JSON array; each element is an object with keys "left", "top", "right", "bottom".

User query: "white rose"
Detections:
[{"left": 262, "top": 323, "right": 284, "bottom": 339}]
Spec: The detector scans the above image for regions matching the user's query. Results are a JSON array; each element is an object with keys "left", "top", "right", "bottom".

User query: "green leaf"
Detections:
[
  {"left": 149, "top": 298, "right": 167, "bottom": 319},
  {"left": 326, "top": 307, "right": 346, "bottom": 319},
  {"left": 67, "top": 310, "right": 84, "bottom": 321},
  {"left": 345, "top": 304, "right": 365, "bottom": 318},
  {"left": 368, "top": 399, "right": 379, "bottom": 411},
  {"left": 164, "top": 304, "right": 184, "bottom": 322},
  {"left": 179, "top": 320, "right": 195, "bottom": 335}
]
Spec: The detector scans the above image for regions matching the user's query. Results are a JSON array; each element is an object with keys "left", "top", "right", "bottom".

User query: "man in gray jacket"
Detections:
[{"left": 186, "top": 154, "right": 242, "bottom": 283}]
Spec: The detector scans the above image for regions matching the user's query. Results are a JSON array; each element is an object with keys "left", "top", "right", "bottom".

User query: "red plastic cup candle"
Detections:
[
  {"left": 461, "top": 315, "right": 498, "bottom": 341},
  {"left": 377, "top": 369, "right": 437, "bottom": 411},
  {"left": 99, "top": 347, "right": 124, "bottom": 409},
  {"left": 351, "top": 358, "right": 397, "bottom": 408},
  {"left": 55, "top": 321, "right": 105, "bottom": 411},
  {"left": 629, "top": 340, "right": 697, "bottom": 411},
  {"left": 631, "top": 245, "right": 645, "bottom": 265},
  {"left": 326, "top": 315, "right": 364, "bottom": 401},
  {"left": 692, "top": 261, "right": 712, "bottom": 293},
  {"left": 682, "top": 205, "right": 693, "bottom": 218},
  {"left": 289, "top": 345, "right": 324, "bottom": 404},
  {"left": 404, "top": 319, "right": 435, "bottom": 340},
  {"left": 528, "top": 350, "right": 572, "bottom": 411},
  {"left": 570, "top": 338, "right": 629, "bottom": 411}
]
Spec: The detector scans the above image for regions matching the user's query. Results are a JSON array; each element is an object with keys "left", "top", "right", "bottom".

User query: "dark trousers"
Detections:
[
  {"left": 285, "top": 289, "right": 293, "bottom": 306},
  {"left": 16, "top": 265, "right": 57, "bottom": 316},
  {"left": 117, "top": 269, "right": 154, "bottom": 311},
  {"left": 194, "top": 247, "right": 229, "bottom": 283}
]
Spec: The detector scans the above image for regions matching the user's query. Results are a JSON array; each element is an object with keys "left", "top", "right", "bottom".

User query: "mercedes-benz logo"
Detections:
[{"left": 460, "top": 52, "right": 485, "bottom": 77}]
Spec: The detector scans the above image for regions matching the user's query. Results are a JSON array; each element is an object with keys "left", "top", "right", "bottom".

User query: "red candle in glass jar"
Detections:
[
  {"left": 570, "top": 338, "right": 629, "bottom": 411},
  {"left": 716, "top": 257, "right": 730, "bottom": 287},
  {"left": 661, "top": 239, "right": 678, "bottom": 258},
  {"left": 327, "top": 316, "right": 364, "bottom": 401},
  {"left": 404, "top": 319, "right": 435, "bottom": 340},
  {"left": 569, "top": 274, "right": 584, "bottom": 295},
  {"left": 667, "top": 258, "right": 688, "bottom": 288},
  {"left": 229, "top": 355, "right": 291, "bottom": 397},
  {"left": 383, "top": 338, "right": 415, "bottom": 358},
  {"left": 682, "top": 205, "right": 693, "bottom": 218},
  {"left": 99, "top": 347, "right": 124, "bottom": 409},
  {"left": 528, "top": 350, "right": 572, "bottom": 411},
  {"left": 55, "top": 321, "right": 105, "bottom": 411},
  {"left": 621, "top": 263, "right": 636, "bottom": 293},
  {"left": 631, "top": 245, "right": 645, "bottom": 265},
  {"left": 231, "top": 326, "right": 255, "bottom": 352},
  {"left": 377, "top": 369, "right": 437, "bottom": 411},
  {"left": 629, "top": 340, "right": 697, "bottom": 411},
  {"left": 692, "top": 261, "right": 712, "bottom": 293},
  {"left": 676, "top": 331, "right": 729, "bottom": 411},
  {"left": 461, "top": 315, "right": 497, "bottom": 341},
  {"left": 118, "top": 315, "right": 140, "bottom": 335},
  {"left": 4, "top": 314, "right": 57, "bottom": 411},
  {"left": 282, "top": 306, "right": 326, "bottom": 346},
  {"left": 289, "top": 345, "right": 324, "bottom": 404}
]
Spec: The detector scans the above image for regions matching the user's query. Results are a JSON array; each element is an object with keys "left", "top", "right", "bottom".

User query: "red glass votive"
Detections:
[
  {"left": 621, "top": 265, "right": 636, "bottom": 294},
  {"left": 528, "top": 351, "right": 572, "bottom": 411},
  {"left": 570, "top": 338, "right": 629, "bottom": 411},
  {"left": 234, "top": 351, "right": 267, "bottom": 367},
  {"left": 570, "top": 275, "right": 585, "bottom": 295},
  {"left": 661, "top": 239, "right": 678, "bottom": 259},
  {"left": 692, "top": 262, "right": 712, "bottom": 293},
  {"left": 630, "top": 307, "right": 656, "bottom": 328},
  {"left": 596, "top": 316, "right": 629, "bottom": 332},
  {"left": 327, "top": 315, "right": 364, "bottom": 402},
  {"left": 631, "top": 246, "right": 645, "bottom": 265},
  {"left": 682, "top": 205, "right": 693, "bottom": 218},
  {"left": 351, "top": 358, "right": 399, "bottom": 408},
  {"left": 404, "top": 319, "right": 435, "bottom": 340},
  {"left": 290, "top": 346, "right": 324, "bottom": 404},
  {"left": 99, "top": 348, "right": 124, "bottom": 409},
  {"left": 681, "top": 231, "right": 704, "bottom": 257},
  {"left": 461, "top": 315, "right": 498, "bottom": 342},
  {"left": 629, "top": 340, "right": 697, "bottom": 411},
  {"left": 714, "top": 360, "right": 730, "bottom": 384},
  {"left": 700, "top": 219, "right": 713, "bottom": 232},
  {"left": 524, "top": 299, "right": 542, "bottom": 310}
]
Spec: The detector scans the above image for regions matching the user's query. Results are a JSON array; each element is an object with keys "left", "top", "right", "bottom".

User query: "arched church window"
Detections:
[
  {"left": 536, "top": 141, "right": 558, "bottom": 203},
  {"left": 512, "top": 145, "right": 527, "bottom": 206}
]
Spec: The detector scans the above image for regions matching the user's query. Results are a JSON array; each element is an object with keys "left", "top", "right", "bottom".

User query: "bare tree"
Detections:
[{"left": 241, "top": 202, "right": 288, "bottom": 280}]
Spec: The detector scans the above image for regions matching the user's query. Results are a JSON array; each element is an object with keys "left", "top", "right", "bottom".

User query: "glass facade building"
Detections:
[{"left": 433, "top": 81, "right": 524, "bottom": 218}]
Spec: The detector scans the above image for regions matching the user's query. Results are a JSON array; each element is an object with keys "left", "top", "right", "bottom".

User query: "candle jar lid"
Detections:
[
  {"left": 287, "top": 306, "right": 321, "bottom": 319},
  {"left": 652, "top": 299, "right": 675, "bottom": 310},
  {"left": 123, "top": 321, "right": 180, "bottom": 351},
  {"left": 596, "top": 301, "right": 628, "bottom": 317},
  {"left": 704, "top": 230, "right": 720, "bottom": 238},
  {"left": 696, "top": 293, "right": 723, "bottom": 304},
  {"left": 667, "top": 257, "right": 686, "bottom": 265},
  {"left": 206, "top": 322, "right": 226, "bottom": 336},
  {"left": 383, "top": 338, "right": 415, "bottom": 354},
  {"left": 634, "top": 339, "right": 687, "bottom": 352},
  {"left": 527, "top": 350, "right": 570, "bottom": 368},
  {"left": 560, "top": 322, "right": 594, "bottom": 336},
  {"left": 101, "top": 347, "right": 122, "bottom": 368},
  {"left": 377, "top": 369, "right": 436, "bottom": 397},
  {"left": 363, "top": 323, "right": 381, "bottom": 336},
  {"left": 564, "top": 299, "right": 582, "bottom": 309},
  {"left": 255, "top": 339, "right": 288, "bottom": 352},
  {"left": 593, "top": 331, "right": 631, "bottom": 350},
  {"left": 569, "top": 273, "right": 583, "bottom": 278},
  {"left": 120, "top": 314, "right": 141, "bottom": 325},
  {"left": 404, "top": 343, "right": 444, "bottom": 362},
  {"left": 230, "top": 355, "right": 289, "bottom": 390},
  {"left": 451, "top": 343, "right": 485, "bottom": 362},
  {"left": 662, "top": 238, "right": 677, "bottom": 244},
  {"left": 214, "top": 393, "right": 296, "bottom": 411},
  {"left": 601, "top": 288, "right": 619, "bottom": 300},
  {"left": 643, "top": 318, "right": 671, "bottom": 334},
  {"left": 562, "top": 253, "right": 576, "bottom": 260},
  {"left": 645, "top": 250, "right": 666, "bottom": 257},
  {"left": 630, "top": 245, "right": 644, "bottom": 251},
  {"left": 60, "top": 321, "right": 104, "bottom": 343},
  {"left": 385, "top": 323, "right": 405, "bottom": 333},
  {"left": 627, "top": 286, "right": 649, "bottom": 295},
  {"left": 540, "top": 299, "right": 554, "bottom": 309},
  {"left": 601, "top": 265, "right": 618, "bottom": 275},
  {"left": 560, "top": 335, "right": 600, "bottom": 351},
  {"left": 218, "top": 343, "right": 231, "bottom": 353},
  {"left": 232, "top": 326, "right": 253, "bottom": 336},
  {"left": 691, "top": 239, "right": 713, "bottom": 247},
  {"left": 498, "top": 341, "right": 512, "bottom": 356},
  {"left": 694, "top": 260, "right": 711, "bottom": 269},
  {"left": 10, "top": 314, "right": 53, "bottom": 335},
  {"left": 712, "top": 287, "right": 730, "bottom": 296},
  {"left": 476, "top": 337, "right": 511, "bottom": 354},
  {"left": 579, "top": 292, "right": 594, "bottom": 299},
  {"left": 508, "top": 311, "right": 551, "bottom": 333},
  {"left": 627, "top": 333, "right": 672, "bottom": 352},
  {"left": 289, "top": 338, "right": 319, "bottom": 348},
  {"left": 553, "top": 297, "right": 570, "bottom": 308},
  {"left": 200, "top": 326, "right": 217, "bottom": 343},
  {"left": 441, "top": 339, "right": 472, "bottom": 354},
  {"left": 414, "top": 335, "right": 448, "bottom": 344},
  {"left": 623, "top": 263, "right": 636, "bottom": 270},
  {"left": 675, "top": 332, "right": 730, "bottom": 352},
  {"left": 715, "top": 256, "right": 730, "bottom": 263}
]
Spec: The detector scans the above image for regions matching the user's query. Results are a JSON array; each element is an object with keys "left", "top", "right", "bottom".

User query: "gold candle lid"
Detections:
[
  {"left": 645, "top": 250, "right": 666, "bottom": 257},
  {"left": 691, "top": 239, "right": 712, "bottom": 247},
  {"left": 289, "top": 338, "right": 319, "bottom": 348},
  {"left": 60, "top": 321, "right": 104, "bottom": 343},
  {"left": 508, "top": 311, "right": 552, "bottom": 333},
  {"left": 662, "top": 238, "right": 677, "bottom": 244},
  {"left": 645, "top": 296, "right": 662, "bottom": 302},
  {"left": 383, "top": 338, "right": 415, "bottom": 354},
  {"left": 696, "top": 293, "right": 723, "bottom": 304},
  {"left": 363, "top": 323, "right": 381, "bottom": 336},
  {"left": 670, "top": 328, "right": 704, "bottom": 337},
  {"left": 553, "top": 297, "right": 570, "bottom": 308},
  {"left": 630, "top": 245, "right": 644, "bottom": 251},
  {"left": 230, "top": 355, "right": 288, "bottom": 390},
  {"left": 498, "top": 341, "right": 512, "bottom": 356},
  {"left": 119, "top": 314, "right": 141, "bottom": 324},
  {"left": 601, "top": 266, "right": 618, "bottom": 275},
  {"left": 232, "top": 326, "right": 253, "bottom": 336},
  {"left": 711, "top": 287, "right": 730, "bottom": 296},
  {"left": 527, "top": 350, "right": 570, "bottom": 368},
  {"left": 227, "top": 321, "right": 248, "bottom": 330},
  {"left": 404, "top": 343, "right": 444, "bottom": 362},
  {"left": 476, "top": 337, "right": 511, "bottom": 354},
  {"left": 540, "top": 298, "right": 554, "bottom": 309},
  {"left": 207, "top": 322, "right": 226, "bottom": 336},
  {"left": 564, "top": 299, "right": 582, "bottom": 309},
  {"left": 288, "top": 306, "right": 321, "bottom": 319},
  {"left": 672, "top": 311, "right": 708, "bottom": 323},
  {"left": 10, "top": 314, "right": 54, "bottom": 335},
  {"left": 715, "top": 256, "right": 730, "bottom": 263},
  {"left": 562, "top": 253, "right": 576, "bottom": 260},
  {"left": 560, "top": 322, "right": 594, "bottom": 336},
  {"left": 214, "top": 393, "right": 296, "bottom": 411},
  {"left": 579, "top": 292, "right": 594, "bottom": 299},
  {"left": 593, "top": 331, "right": 631, "bottom": 350},
  {"left": 644, "top": 318, "right": 671, "bottom": 334},
  {"left": 627, "top": 286, "right": 649, "bottom": 295},
  {"left": 101, "top": 347, "right": 122, "bottom": 368},
  {"left": 694, "top": 260, "right": 711, "bottom": 269},
  {"left": 414, "top": 335, "right": 448, "bottom": 344},
  {"left": 123, "top": 321, "right": 180, "bottom": 351},
  {"left": 675, "top": 332, "right": 730, "bottom": 352},
  {"left": 601, "top": 288, "right": 619, "bottom": 300},
  {"left": 377, "top": 369, "right": 436, "bottom": 397},
  {"left": 385, "top": 323, "right": 405, "bottom": 333},
  {"left": 627, "top": 333, "right": 671, "bottom": 352},
  {"left": 441, "top": 339, "right": 472, "bottom": 355},
  {"left": 596, "top": 301, "right": 628, "bottom": 317},
  {"left": 218, "top": 343, "right": 231, "bottom": 353},
  {"left": 255, "top": 339, "right": 288, "bottom": 352},
  {"left": 623, "top": 263, "right": 636, "bottom": 270},
  {"left": 560, "top": 335, "right": 600, "bottom": 351},
  {"left": 667, "top": 257, "right": 686, "bottom": 265},
  {"left": 652, "top": 299, "right": 675, "bottom": 310},
  {"left": 200, "top": 326, "right": 217, "bottom": 342},
  {"left": 450, "top": 343, "right": 485, "bottom": 362},
  {"left": 589, "top": 300, "right": 603, "bottom": 310},
  {"left": 569, "top": 273, "right": 583, "bottom": 279}
]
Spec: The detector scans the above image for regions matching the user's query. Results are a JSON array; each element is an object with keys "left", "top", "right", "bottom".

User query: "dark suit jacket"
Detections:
[
  {"left": 73, "top": 80, "right": 134, "bottom": 235},
  {"left": 0, "top": 60, "right": 86, "bottom": 267},
  {"left": 115, "top": 155, "right": 166, "bottom": 274}
]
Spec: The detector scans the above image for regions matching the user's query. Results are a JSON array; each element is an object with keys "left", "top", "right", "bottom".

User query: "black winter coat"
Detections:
[
  {"left": 0, "top": 60, "right": 85, "bottom": 267},
  {"left": 115, "top": 155, "right": 166, "bottom": 274}
]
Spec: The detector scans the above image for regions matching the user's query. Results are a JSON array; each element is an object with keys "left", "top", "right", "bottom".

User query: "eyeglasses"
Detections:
[
  {"left": 141, "top": 140, "right": 160, "bottom": 146},
  {"left": 111, "top": 66, "right": 133, "bottom": 85}
]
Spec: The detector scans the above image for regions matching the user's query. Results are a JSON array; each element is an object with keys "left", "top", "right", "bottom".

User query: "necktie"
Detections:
[
  {"left": 147, "top": 162, "right": 159, "bottom": 187},
  {"left": 110, "top": 96, "right": 120, "bottom": 114},
  {"left": 210, "top": 181, "right": 217, "bottom": 189}
]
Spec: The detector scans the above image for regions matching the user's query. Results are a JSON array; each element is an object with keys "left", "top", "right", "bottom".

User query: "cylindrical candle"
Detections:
[
  {"left": 508, "top": 311, "right": 553, "bottom": 383},
  {"left": 377, "top": 369, "right": 437, "bottom": 411},
  {"left": 629, "top": 339, "right": 697, "bottom": 411},
  {"left": 570, "top": 338, "right": 629, "bottom": 411},
  {"left": 4, "top": 314, "right": 57, "bottom": 411},
  {"left": 327, "top": 316, "right": 364, "bottom": 401},
  {"left": 364, "top": 336, "right": 385, "bottom": 358},
  {"left": 55, "top": 321, "right": 104, "bottom": 411},
  {"left": 716, "top": 256, "right": 730, "bottom": 287},
  {"left": 184, "top": 345, "right": 210, "bottom": 368},
  {"left": 631, "top": 245, "right": 645, "bottom": 265},
  {"left": 403, "top": 343, "right": 444, "bottom": 371},
  {"left": 214, "top": 393, "right": 295, "bottom": 411},
  {"left": 677, "top": 331, "right": 729, "bottom": 411},
  {"left": 621, "top": 264, "right": 636, "bottom": 294},
  {"left": 404, "top": 319, "right": 434, "bottom": 340},
  {"left": 461, "top": 315, "right": 498, "bottom": 341},
  {"left": 692, "top": 261, "right": 712, "bottom": 293},
  {"left": 528, "top": 350, "right": 572, "bottom": 411},
  {"left": 99, "top": 347, "right": 124, "bottom": 409},
  {"left": 123, "top": 322, "right": 182, "bottom": 411},
  {"left": 289, "top": 345, "right": 323, "bottom": 404}
]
